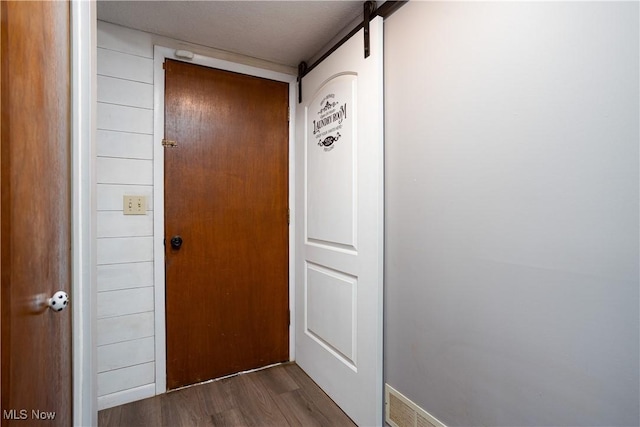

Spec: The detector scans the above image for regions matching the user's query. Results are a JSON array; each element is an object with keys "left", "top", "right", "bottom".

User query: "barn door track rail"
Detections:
[{"left": 297, "top": 0, "right": 407, "bottom": 103}]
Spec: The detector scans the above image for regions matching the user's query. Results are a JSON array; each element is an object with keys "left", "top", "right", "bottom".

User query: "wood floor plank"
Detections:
[
  {"left": 118, "top": 394, "right": 161, "bottom": 427},
  {"left": 161, "top": 385, "right": 206, "bottom": 426},
  {"left": 272, "top": 388, "right": 328, "bottom": 427},
  {"left": 98, "top": 363, "right": 355, "bottom": 427},
  {"left": 228, "top": 371, "right": 290, "bottom": 426},
  {"left": 300, "top": 385, "right": 356, "bottom": 426},
  {"left": 285, "top": 364, "right": 357, "bottom": 426},
  {"left": 195, "top": 376, "right": 237, "bottom": 417},
  {"left": 255, "top": 363, "right": 300, "bottom": 395},
  {"left": 210, "top": 407, "right": 249, "bottom": 426},
  {"left": 97, "top": 403, "right": 121, "bottom": 427}
]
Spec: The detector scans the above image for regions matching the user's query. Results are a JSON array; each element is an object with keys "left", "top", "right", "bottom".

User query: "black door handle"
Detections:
[{"left": 170, "top": 235, "right": 183, "bottom": 250}]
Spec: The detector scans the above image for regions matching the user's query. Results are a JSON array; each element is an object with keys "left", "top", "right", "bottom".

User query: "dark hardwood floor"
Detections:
[{"left": 98, "top": 363, "right": 357, "bottom": 427}]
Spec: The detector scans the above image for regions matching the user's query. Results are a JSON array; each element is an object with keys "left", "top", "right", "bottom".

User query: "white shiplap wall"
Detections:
[{"left": 96, "top": 21, "right": 155, "bottom": 409}]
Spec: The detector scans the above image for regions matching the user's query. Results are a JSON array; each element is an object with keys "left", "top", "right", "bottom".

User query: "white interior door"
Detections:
[{"left": 295, "top": 16, "right": 384, "bottom": 426}]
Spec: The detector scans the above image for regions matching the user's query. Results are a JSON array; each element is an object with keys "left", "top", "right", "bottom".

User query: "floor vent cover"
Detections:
[{"left": 385, "top": 384, "right": 446, "bottom": 427}]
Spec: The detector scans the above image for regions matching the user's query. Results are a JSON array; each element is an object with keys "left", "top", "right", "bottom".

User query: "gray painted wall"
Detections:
[{"left": 384, "top": 2, "right": 639, "bottom": 426}]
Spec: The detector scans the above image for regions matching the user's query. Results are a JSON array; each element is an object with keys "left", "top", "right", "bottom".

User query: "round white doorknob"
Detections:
[{"left": 48, "top": 291, "right": 69, "bottom": 312}]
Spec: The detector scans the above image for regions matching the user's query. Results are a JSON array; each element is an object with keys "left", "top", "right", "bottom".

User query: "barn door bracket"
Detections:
[
  {"left": 363, "top": 1, "right": 376, "bottom": 58},
  {"left": 297, "top": 61, "right": 308, "bottom": 104},
  {"left": 297, "top": 0, "right": 386, "bottom": 103}
]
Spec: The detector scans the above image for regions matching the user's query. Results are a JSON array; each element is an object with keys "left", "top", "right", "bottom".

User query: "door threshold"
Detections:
[{"left": 166, "top": 362, "right": 290, "bottom": 394}]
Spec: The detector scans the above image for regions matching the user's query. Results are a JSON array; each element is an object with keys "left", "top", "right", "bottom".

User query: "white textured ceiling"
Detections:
[{"left": 97, "top": 1, "right": 365, "bottom": 67}]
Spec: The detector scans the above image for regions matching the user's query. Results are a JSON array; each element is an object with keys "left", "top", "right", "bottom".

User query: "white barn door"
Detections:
[{"left": 295, "top": 16, "right": 384, "bottom": 426}]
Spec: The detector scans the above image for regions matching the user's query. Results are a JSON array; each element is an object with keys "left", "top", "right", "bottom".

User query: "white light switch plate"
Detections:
[{"left": 123, "top": 195, "right": 147, "bottom": 215}]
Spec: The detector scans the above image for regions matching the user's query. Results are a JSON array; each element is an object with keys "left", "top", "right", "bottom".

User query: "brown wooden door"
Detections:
[
  {"left": 1, "top": 1, "right": 72, "bottom": 425},
  {"left": 164, "top": 60, "right": 289, "bottom": 390}
]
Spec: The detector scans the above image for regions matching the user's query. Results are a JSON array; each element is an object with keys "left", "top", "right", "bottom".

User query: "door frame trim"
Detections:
[
  {"left": 153, "top": 46, "right": 297, "bottom": 394},
  {"left": 71, "top": 1, "right": 97, "bottom": 425}
]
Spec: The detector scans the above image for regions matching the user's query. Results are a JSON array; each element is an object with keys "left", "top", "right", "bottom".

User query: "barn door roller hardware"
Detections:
[
  {"left": 297, "top": 61, "right": 308, "bottom": 104},
  {"left": 363, "top": 1, "right": 375, "bottom": 58},
  {"left": 297, "top": 0, "right": 407, "bottom": 103}
]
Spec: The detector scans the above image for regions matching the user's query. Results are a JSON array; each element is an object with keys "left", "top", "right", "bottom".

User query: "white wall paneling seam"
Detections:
[{"left": 97, "top": 48, "right": 153, "bottom": 83}]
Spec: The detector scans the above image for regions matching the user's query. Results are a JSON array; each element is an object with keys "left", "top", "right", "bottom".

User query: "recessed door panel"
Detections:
[
  {"left": 306, "top": 262, "right": 357, "bottom": 367},
  {"left": 306, "top": 75, "right": 357, "bottom": 250}
]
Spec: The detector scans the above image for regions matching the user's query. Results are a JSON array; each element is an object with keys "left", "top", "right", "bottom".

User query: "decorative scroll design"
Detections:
[{"left": 312, "top": 92, "right": 348, "bottom": 153}]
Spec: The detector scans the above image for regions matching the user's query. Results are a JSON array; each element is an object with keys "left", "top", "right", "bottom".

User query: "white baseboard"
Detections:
[{"left": 97, "top": 384, "right": 156, "bottom": 411}]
